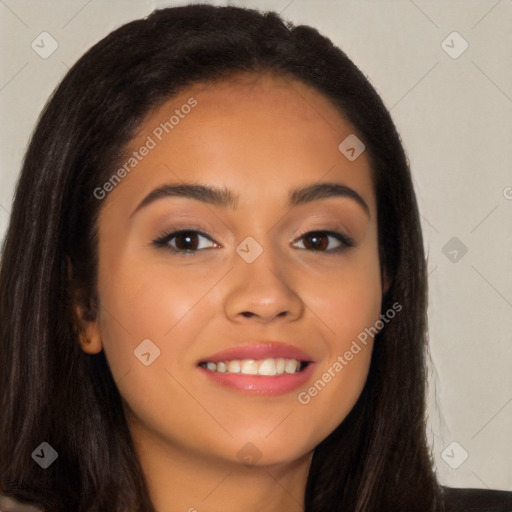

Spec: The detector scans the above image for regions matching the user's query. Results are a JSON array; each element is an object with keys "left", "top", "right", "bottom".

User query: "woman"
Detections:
[{"left": 0, "top": 4, "right": 511, "bottom": 512}]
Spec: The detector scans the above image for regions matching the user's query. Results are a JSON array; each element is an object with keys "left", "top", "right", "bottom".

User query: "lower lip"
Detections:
[{"left": 197, "top": 363, "right": 316, "bottom": 395}]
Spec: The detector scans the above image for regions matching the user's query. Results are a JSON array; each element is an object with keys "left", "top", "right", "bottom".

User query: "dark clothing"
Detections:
[
  {"left": 2, "top": 486, "right": 512, "bottom": 511},
  {"left": 442, "top": 486, "right": 512, "bottom": 511}
]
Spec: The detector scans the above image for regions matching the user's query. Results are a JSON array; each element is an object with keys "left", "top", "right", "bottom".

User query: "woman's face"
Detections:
[{"left": 80, "top": 72, "right": 384, "bottom": 468}]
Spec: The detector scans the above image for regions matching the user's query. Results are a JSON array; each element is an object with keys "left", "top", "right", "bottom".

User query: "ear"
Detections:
[{"left": 66, "top": 256, "right": 103, "bottom": 354}]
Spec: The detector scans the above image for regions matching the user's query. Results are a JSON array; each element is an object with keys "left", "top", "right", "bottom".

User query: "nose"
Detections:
[{"left": 223, "top": 244, "right": 304, "bottom": 324}]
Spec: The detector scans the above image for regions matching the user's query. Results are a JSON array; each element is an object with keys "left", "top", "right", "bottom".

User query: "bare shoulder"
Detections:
[
  {"left": 442, "top": 486, "right": 512, "bottom": 512},
  {"left": 0, "top": 493, "right": 44, "bottom": 512}
]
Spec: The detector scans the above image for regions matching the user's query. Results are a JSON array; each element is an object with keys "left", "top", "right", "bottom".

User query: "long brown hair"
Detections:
[{"left": 0, "top": 4, "right": 443, "bottom": 511}]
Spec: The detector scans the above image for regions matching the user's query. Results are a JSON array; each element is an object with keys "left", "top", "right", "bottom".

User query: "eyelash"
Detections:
[{"left": 152, "top": 226, "right": 354, "bottom": 256}]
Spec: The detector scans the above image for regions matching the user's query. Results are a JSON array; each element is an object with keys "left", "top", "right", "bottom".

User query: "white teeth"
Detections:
[
  {"left": 285, "top": 359, "right": 299, "bottom": 373},
  {"left": 258, "top": 358, "right": 276, "bottom": 376},
  {"left": 240, "top": 359, "right": 259, "bottom": 375},
  {"left": 228, "top": 360, "right": 241, "bottom": 373},
  {"left": 202, "top": 358, "right": 304, "bottom": 375}
]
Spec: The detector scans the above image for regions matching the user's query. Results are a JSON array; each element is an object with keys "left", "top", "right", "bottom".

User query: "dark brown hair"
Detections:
[{"left": 0, "top": 4, "right": 443, "bottom": 511}]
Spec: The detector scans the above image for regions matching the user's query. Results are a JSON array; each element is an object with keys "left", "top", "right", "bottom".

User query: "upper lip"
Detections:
[{"left": 198, "top": 341, "right": 315, "bottom": 364}]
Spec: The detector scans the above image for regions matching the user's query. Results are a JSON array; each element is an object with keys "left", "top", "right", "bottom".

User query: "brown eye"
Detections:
[
  {"left": 172, "top": 231, "right": 201, "bottom": 251},
  {"left": 294, "top": 230, "right": 353, "bottom": 254},
  {"left": 153, "top": 229, "right": 218, "bottom": 255},
  {"left": 302, "top": 232, "right": 329, "bottom": 251}
]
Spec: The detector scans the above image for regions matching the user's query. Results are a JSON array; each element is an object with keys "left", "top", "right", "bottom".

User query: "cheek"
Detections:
[
  {"left": 96, "top": 255, "right": 214, "bottom": 379},
  {"left": 292, "top": 248, "right": 382, "bottom": 415},
  {"left": 93, "top": 256, "right": 220, "bottom": 451},
  {"left": 296, "top": 263, "right": 381, "bottom": 428},
  {"left": 306, "top": 251, "right": 383, "bottom": 345}
]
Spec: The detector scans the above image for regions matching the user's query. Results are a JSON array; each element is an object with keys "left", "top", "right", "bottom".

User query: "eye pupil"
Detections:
[
  {"left": 305, "top": 233, "right": 328, "bottom": 251},
  {"left": 175, "top": 231, "right": 198, "bottom": 251}
]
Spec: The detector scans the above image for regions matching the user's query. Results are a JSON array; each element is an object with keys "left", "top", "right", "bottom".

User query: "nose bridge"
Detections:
[
  {"left": 235, "top": 220, "right": 287, "bottom": 277},
  {"left": 224, "top": 228, "right": 303, "bottom": 322}
]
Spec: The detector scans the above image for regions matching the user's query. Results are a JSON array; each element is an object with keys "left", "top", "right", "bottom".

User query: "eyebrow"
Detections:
[{"left": 130, "top": 181, "right": 370, "bottom": 218}]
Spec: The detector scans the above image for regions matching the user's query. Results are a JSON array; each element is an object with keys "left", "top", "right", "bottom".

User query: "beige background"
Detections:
[{"left": 0, "top": 0, "right": 511, "bottom": 492}]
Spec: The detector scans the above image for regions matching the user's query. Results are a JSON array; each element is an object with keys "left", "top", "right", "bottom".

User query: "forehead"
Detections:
[{"left": 100, "top": 71, "right": 376, "bottom": 219}]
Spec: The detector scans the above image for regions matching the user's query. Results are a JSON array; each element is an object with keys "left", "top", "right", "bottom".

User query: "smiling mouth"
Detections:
[{"left": 198, "top": 358, "right": 310, "bottom": 376}]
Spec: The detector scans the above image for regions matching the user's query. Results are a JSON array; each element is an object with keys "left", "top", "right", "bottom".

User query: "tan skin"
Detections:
[{"left": 76, "top": 71, "right": 389, "bottom": 512}]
